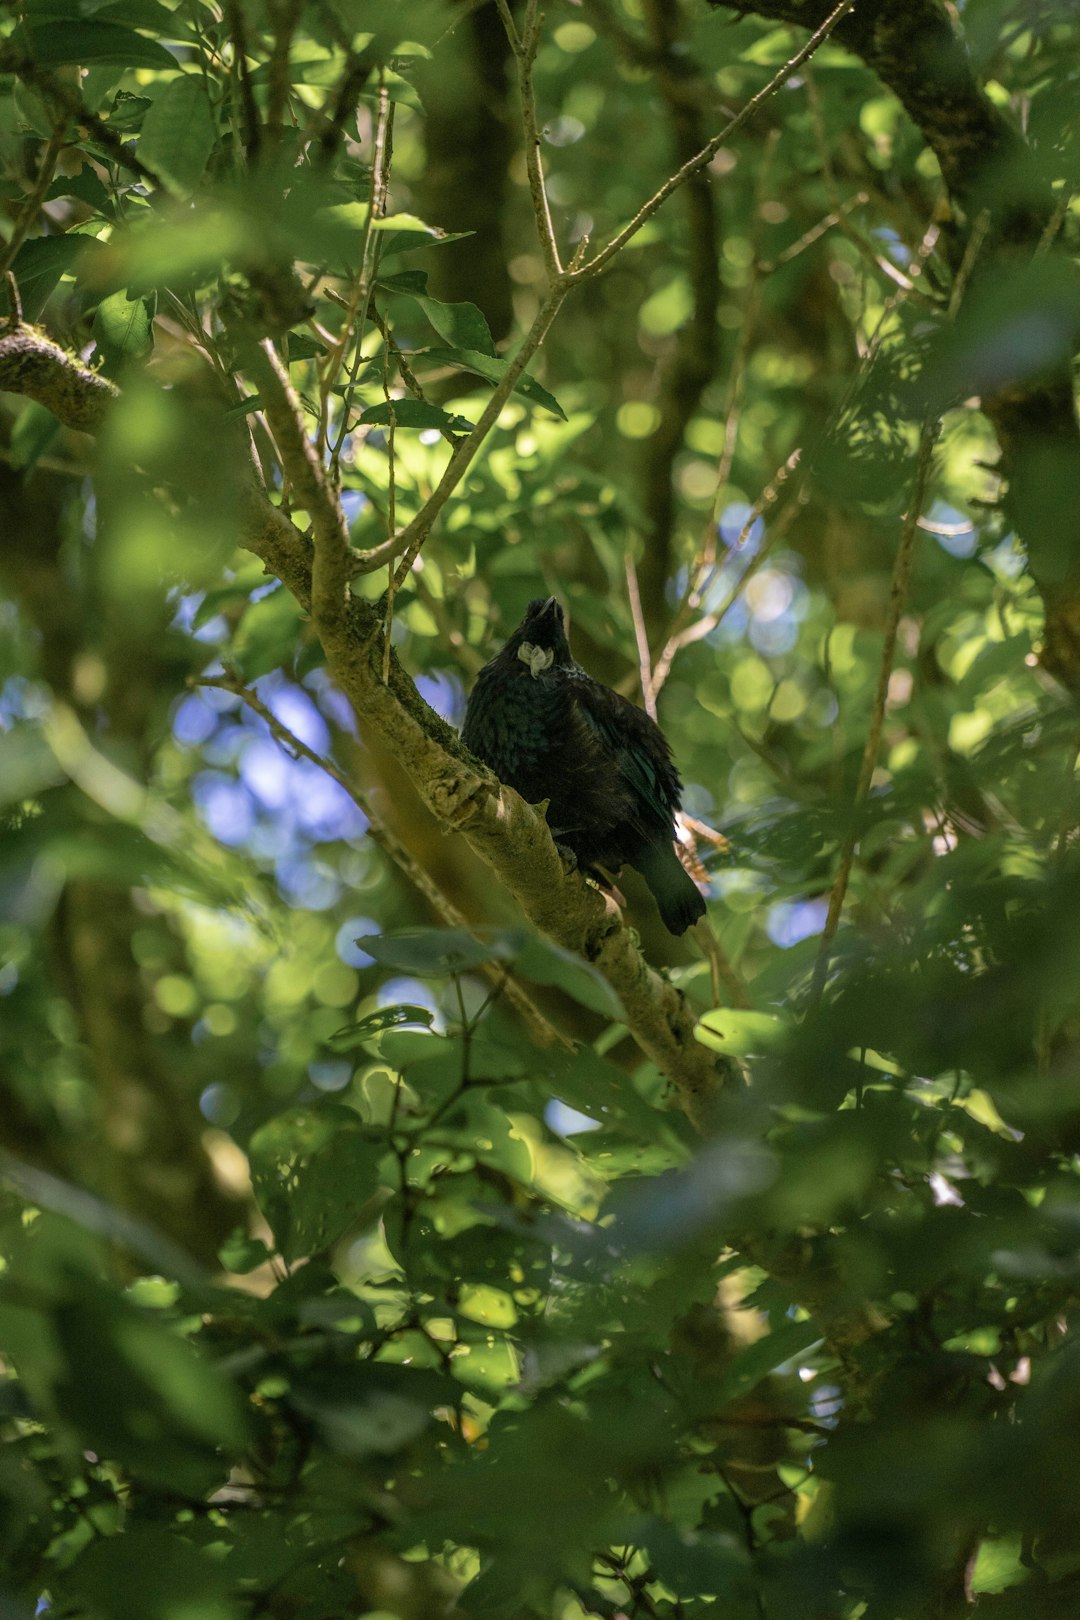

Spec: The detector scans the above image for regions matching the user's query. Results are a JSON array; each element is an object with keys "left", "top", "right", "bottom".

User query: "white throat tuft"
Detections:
[{"left": 517, "top": 641, "right": 555, "bottom": 678}]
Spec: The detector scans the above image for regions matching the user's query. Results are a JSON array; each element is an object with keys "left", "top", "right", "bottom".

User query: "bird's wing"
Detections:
[{"left": 569, "top": 675, "right": 681, "bottom": 832}]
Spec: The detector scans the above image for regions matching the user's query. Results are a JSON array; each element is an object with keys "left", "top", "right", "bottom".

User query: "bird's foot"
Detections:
[{"left": 554, "top": 840, "right": 579, "bottom": 873}]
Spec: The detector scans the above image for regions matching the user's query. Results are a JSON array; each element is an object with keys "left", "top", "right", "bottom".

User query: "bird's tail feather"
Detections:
[{"left": 634, "top": 841, "right": 706, "bottom": 935}]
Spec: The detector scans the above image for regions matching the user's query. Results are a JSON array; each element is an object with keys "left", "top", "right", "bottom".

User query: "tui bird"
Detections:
[{"left": 461, "top": 596, "right": 706, "bottom": 935}]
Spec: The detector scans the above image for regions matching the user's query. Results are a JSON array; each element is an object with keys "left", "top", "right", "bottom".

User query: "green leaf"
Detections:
[
  {"left": 327, "top": 1004, "right": 435, "bottom": 1052},
  {"left": 48, "top": 1283, "right": 251, "bottom": 1493},
  {"left": 8, "top": 399, "right": 62, "bottom": 472},
  {"left": 511, "top": 934, "right": 623, "bottom": 1019},
  {"left": 10, "top": 19, "right": 178, "bottom": 68},
  {"left": 376, "top": 269, "right": 429, "bottom": 295},
  {"left": 46, "top": 164, "right": 110, "bottom": 211},
  {"left": 695, "top": 1008, "right": 790, "bottom": 1056},
  {"left": 217, "top": 1231, "right": 272, "bottom": 1274},
  {"left": 66, "top": 1524, "right": 234, "bottom": 1620},
  {"left": 104, "top": 88, "right": 152, "bottom": 131},
  {"left": 358, "top": 398, "right": 474, "bottom": 432},
  {"left": 230, "top": 583, "right": 304, "bottom": 677},
  {"left": 248, "top": 1104, "right": 388, "bottom": 1263},
  {"left": 283, "top": 330, "right": 325, "bottom": 360},
  {"left": 411, "top": 345, "right": 567, "bottom": 419},
  {"left": 92, "top": 287, "right": 155, "bottom": 372},
  {"left": 28, "top": 0, "right": 196, "bottom": 40},
  {"left": 714, "top": 1319, "right": 822, "bottom": 1404},
  {"left": 408, "top": 293, "right": 496, "bottom": 357},
  {"left": 357, "top": 927, "right": 516, "bottom": 975},
  {"left": 370, "top": 211, "right": 470, "bottom": 244},
  {"left": 297, "top": 201, "right": 470, "bottom": 267},
  {"left": 288, "top": 1364, "right": 436, "bottom": 1458},
  {"left": 632, "top": 1515, "right": 752, "bottom": 1598},
  {"left": 537, "top": 1044, "right": 672, "bottom": 1141},
  {"left": 138, "top": 75, "right": 216, "bottom": 193},
  {"left": 12, "top": 235, "right": 95, "bottom": 321}
]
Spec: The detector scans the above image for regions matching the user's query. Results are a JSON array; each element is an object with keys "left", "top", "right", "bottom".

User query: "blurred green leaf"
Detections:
[
  {"left": 248, "top": 1105, "right": 387, "bottom": 1262},
  {"left": 357, "top": 927, "right": 514, "bottom": 975},
  {"left": 93, "top": 287, "right": 155, "bottom": 371},
  {"left": 12, "top": 235, "right": 94, "bottom": 320},
  {"left": 138, "top": 74, "right": 217, "bottom": 192},
  {"left": 10, "top": 19, "right": 178, "bottom": 67},
  {"left": 7, "top": 399, "right": 61, "bottom": 472},
  {"left": 695, "top": 1008, "right": 790, "bottom": 1056}
]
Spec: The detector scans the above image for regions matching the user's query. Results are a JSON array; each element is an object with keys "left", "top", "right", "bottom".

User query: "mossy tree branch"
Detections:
[{"left": 0, "top": 324, "right": 731, "bottom": 1126}]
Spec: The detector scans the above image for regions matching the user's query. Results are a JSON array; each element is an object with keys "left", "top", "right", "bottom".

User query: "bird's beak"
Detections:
[{"left": 537, "top": 597, "right": 562, "bottom": 622}]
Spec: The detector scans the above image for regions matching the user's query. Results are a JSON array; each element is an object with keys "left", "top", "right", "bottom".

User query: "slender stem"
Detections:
[
  {"left": 0, "top": 127, "right": 66, "bottom": 285},
  {"left": 513, "top": 0, "right": 563, "bottom": 280},
  {"left": 625, "top": 553, "right": 655, "bottom": 718},
  {"left": 322, "top": 81, "right": 393, "bottom": 467},
  {"left": 354, "top": 286, "right": 565, "bottom": 577}
]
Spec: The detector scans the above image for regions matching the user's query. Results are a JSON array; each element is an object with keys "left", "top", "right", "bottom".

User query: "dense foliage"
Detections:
[{"left": 2, "top": 0, "right": 1080, "bottom": 1615}]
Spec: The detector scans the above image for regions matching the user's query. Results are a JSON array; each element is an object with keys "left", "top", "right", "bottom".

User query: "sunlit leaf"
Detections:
[
  {"left": 248, "top": 1105, "right": 388, "bottom": 1262},
  {"left": 358, "top": 398, "right": 474, "bottom": 432},
  {"left": 138, "top": 74, "right": 217, "bottom": 193},
  {"left": 410, "top": 345, "right": 567, "bottom": 419}
]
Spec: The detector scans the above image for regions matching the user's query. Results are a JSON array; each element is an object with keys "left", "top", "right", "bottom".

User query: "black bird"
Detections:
[{"left": 461, "top": 596, "right": 706, "bottom": 935}]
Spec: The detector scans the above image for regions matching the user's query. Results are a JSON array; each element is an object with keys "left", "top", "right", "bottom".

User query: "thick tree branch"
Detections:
[
  {"left": 0, "top": 327, "right": 119, "bottom": 431},
  {"left": 0, "top": 326, "right": 732, "bottom": 1122},
  {"left": 199, "top": 669, "right": 575, "bottom": 1054},
  {"left": 239, "top": 336, "right": 352, "bottom": 631}
]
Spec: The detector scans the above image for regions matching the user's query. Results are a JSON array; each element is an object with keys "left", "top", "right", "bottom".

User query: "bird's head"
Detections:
[{"left": 504, "top": 596, "right": 572, "bottom": 677}]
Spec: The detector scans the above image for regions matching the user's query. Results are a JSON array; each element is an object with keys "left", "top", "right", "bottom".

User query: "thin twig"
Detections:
[
  {"left": 691, "top": 918, "right": 753, "bottom": 1010},
  {"left": 368, "top": 308, "right": 458, "bottom": 446},
  {"left": 760, "top": 191, "right": 875, "bottom": 275},
  {"left": 634, "top": 0, "right": 723, "bottom": 637},
  {"left": 504, "top": 0, "right": 563, "bottom": 279},
  {"left": 381, "top": 368, "right": 397, "bottom": 682},
  {"left": 349, "top": 3, "right": 853, "bottom": 590},
  {"left": 803, "top": 70, "right": 927, "bottom": 296},
  {"left": 947, "top": 206, "right": 991, "bottom": 318},
  {"left": 0, "top": 127, "right": 66, "bottom": 285},
  {"left": 322, "top": 80, "right": 393, "bottom": 468},
  {"left": 570, "top": 0, "right": 858, "bottom": 281},
  {"left": 198, "top": 671, "right": 574, "bottom": 1051},
  {"left": 643, "top": 129, "right": 777, "bottom": 704},
  {"left": 1052, "top": 721, "right": 1080, "bottom": 869},
  {"left": 625, "top": 553, "right": 656, "bottom": 718},
  {"left": 353, "top": 285, "right": 565, "bottom": 577},
  {"left": 1035, "top": 187, "right": 1072, "bottom": 258},
  {"left": 649, "top": 449, "right": 804, "bottom": 701},
  {"left": 1, "top": 270, "right": 21, "bottom": 329},
  {"left": 224, "top": 0, "right": 262, "bottom": 163},
  {"left": 808, "top": 418, "right": 940, "bottom": 1008}
]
